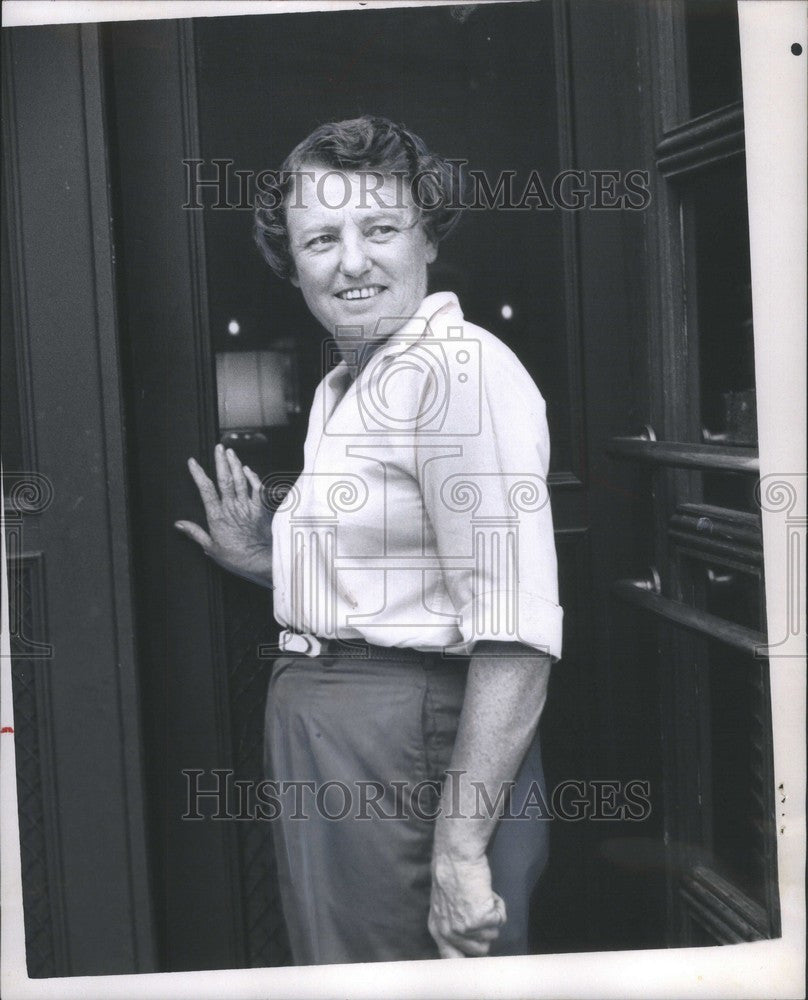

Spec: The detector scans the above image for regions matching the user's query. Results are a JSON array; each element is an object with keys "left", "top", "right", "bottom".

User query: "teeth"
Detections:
[{"left": 339, "top": 286, "right": 383, "bottom": 300}]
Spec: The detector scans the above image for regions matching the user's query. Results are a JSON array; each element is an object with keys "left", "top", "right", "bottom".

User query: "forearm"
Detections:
[{"left": 434, "top": 641, "right": 551, "bottom": 862}]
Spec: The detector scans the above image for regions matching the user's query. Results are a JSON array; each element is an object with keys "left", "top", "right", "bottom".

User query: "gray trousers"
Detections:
[{"left": 264, "top": 649, "right": 549, "bottom": 965}]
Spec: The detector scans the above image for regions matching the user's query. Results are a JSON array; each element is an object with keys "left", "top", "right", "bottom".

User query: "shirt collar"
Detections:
[{"left": 379, "top": 291, "right": 463, "bottom": 360}]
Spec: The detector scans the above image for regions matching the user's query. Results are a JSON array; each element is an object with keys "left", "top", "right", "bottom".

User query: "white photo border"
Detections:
[{"left": 1, "top": 1, "right": 805, "bottom": 997}]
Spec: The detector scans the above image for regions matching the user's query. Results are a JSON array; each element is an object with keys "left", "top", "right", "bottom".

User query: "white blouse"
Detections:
[{"left": 270, "top": 291, "right": 563, "bottom": 660}]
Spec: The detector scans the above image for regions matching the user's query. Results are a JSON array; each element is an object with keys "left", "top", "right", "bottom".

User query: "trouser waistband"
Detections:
[{"left": 278, "top": 629, "right": 467, "bottom": 665}]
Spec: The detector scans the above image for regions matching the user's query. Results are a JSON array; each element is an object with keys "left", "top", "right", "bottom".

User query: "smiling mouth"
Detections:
[{"left": 335, "top": 285, "right": 387, "bottom": 301}]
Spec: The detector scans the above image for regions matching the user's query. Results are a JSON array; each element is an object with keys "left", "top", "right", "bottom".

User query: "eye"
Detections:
[
  {"left": 305, "top": 234, "right": 337, "bottom": 249},
  {"left": 367, "top": 225, "right": 397, "bottom": 239}
]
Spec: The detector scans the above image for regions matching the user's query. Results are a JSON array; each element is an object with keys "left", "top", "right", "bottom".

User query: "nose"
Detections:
[{"left": 338, "top": 232, "right": 371, "bottom": 278}]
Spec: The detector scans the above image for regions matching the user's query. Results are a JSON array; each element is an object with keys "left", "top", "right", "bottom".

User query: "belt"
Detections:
[{"left": 278, "top": 628, "right": 467, "bottom": 664}]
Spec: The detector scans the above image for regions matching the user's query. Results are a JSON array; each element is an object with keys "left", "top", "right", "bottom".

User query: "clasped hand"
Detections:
[
  {"left": 429, "top": 850, "right": 506, "bottom": 958},
  {"left": 175, "top": 444, "right": 273, "bottom": 587}
]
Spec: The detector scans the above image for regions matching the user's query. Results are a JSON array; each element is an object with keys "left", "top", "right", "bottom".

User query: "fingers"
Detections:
[
  {"left": 187, "top": 457, "right": 220, "bottom": 515},
  {"left": 435, "top": 929, "right": 493, "bottom": 958},
  {"left": 214, "top": 443, "right": 236, "bottom": 501},
  {"left": 454, "top": 896, "right": 506, "bottom": 950},
  {"left": 429, "top": 896, "right": 505, "bottom": 959},
  {"left": 458, "top": 909, "right": 504, "bottom": 933},
  {"left": 448, "top": 895, "right": 507, "bottom": 936},
  {"left": 462, "top": 925, "right": 500, "bottom": 943},
  {"left": 429, "top": 914, "right": 467, "bottom": 959},
  {"left": 225, "top": 446, "right": 249, "bottom": 502},
  {"left": 482, "top": 893, "right": 507, "bottom": 930},
  {"left": 174, "top": 520, "right": 213, "bottom": 552},
  {"left": 450, "top": 936, "right": 492, "bottom": 957},
  {"left": 436, "top": 938, "right": 468, "bottom": 959},
  {"left": 444, "top": 921, "right": 500, "bottom": 956},
  {"left": 242, "top": 464, "right": 265, "bottom": 503}
]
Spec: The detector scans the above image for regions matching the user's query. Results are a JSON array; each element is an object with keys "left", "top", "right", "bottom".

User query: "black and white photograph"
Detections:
[{"left": 1, "top": 0, "right": 805, "bottom": 996}]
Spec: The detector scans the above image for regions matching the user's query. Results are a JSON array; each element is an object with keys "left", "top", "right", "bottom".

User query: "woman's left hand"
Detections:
[{"left": 428, "top": 850, "right": 506, "bottom": 958}]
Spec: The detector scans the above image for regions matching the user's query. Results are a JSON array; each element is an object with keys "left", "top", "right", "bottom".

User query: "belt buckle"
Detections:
[{"left": 279, "top": 629, "right": 322, "bottom": 657}]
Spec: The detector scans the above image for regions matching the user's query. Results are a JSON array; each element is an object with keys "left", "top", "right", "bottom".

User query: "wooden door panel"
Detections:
[{"left": 2, "top": 23, "right": 156, "bottom": 976}]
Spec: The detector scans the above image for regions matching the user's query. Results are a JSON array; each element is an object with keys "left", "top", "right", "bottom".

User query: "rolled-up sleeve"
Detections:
[{"left": 416, "top": 330, "right": 563, "bottom": 660}]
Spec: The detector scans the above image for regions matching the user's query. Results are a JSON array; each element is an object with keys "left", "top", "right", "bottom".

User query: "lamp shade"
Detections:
[{"left": 215, "top": 349, "right": 292, "bottom": 429}]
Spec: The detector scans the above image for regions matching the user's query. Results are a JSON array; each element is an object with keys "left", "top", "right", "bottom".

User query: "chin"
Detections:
[{"left": 333, "top": 306, "right": 385, "bottom": 333}]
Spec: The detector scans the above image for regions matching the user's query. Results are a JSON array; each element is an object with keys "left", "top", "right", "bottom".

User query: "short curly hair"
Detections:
[{"left": 253, "top": 116, "right": 466, "bottom": 280}]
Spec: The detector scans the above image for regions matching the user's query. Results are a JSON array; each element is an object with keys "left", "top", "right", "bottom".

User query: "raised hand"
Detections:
[{"left": 175, "top": 443, "right": 274, "bottom": 588}]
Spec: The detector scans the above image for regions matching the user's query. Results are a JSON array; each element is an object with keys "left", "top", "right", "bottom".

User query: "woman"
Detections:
[{"left": 175, "top": 117, "right": 563, "bottom": 965}]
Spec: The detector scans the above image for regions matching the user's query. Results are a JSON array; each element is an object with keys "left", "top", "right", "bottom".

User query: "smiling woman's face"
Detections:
[{"left": 286, "top": 167, "right": 437, "bottom": 341}]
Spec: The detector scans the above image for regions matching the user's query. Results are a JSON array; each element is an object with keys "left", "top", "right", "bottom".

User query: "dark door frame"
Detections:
[
  {"left": 3, "top": 22, "right": 157, "bottom": 976},
  {"left": 103, "top": 17, "right": 246, "bottom": 971}
]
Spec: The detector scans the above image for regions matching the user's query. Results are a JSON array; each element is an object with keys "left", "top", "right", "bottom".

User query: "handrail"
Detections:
[
  {"left": 656, "top": 104, "right": 744, "bottom": 157},
  {"left": 608, "top": 437, "right": 759, "bottom": 474},
  {"left": 611, "top": 578, "right": 767, "bottom": 658},
  {"left": 655, "top": 104, "right": 745, "bottom": 178}
]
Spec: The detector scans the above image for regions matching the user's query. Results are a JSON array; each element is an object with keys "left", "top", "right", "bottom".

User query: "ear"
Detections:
[
  {"left": 425, "top": 240, "right": 438, "bottom": 265},
  {"left": 289, "top": 270, "right": 300, "bottom": 287}
]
